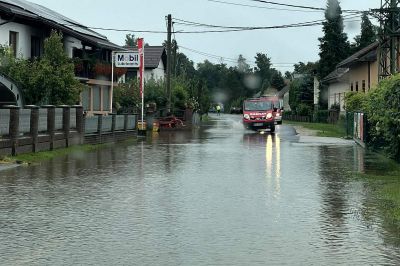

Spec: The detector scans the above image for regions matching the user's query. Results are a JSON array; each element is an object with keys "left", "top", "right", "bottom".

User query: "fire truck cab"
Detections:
[{"left": 242, "top": 98, "right": 276, "bottom": 132}]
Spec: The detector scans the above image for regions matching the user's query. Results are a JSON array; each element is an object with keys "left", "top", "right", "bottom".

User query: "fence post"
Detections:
[
  {"left": 60, "top": 105, "right": 71, "bottom": 148},
  {"left": 96, "top": 114, "right": 103, "bottom": 143},
  {"left": 124, "top": 113, "right": 129, "bottom": 132},
  {"left": 111, "top": 113, "right": 116, "bottom": 133},
  {"left": 25, "top": 105, "right": 39, "bottom": 153},
  {"left": 363, "top": 113, "right": 368, "bottom": 144},
  {"left": 43, "top": 105, "right": 55, "bottom": 151},
  {"left": 72, "top": 105, "right": 84, "bottom": 144},
  {"left": 7, "top": 105, "right": 20, "bottom": 156}
]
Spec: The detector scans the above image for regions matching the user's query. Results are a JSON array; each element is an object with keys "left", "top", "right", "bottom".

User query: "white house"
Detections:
[
  {"left": 0, "top": 0, "right": 123, "bottom": 115},
  {"left": 322, "top": 42, "right": 379, "bottom": 112},
  {"left": 124, "top": 46, "right": 167, "bottom": 82}
]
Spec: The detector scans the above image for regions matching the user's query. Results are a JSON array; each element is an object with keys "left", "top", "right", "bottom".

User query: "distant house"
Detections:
[
  {"left": 322, "top": 42, "right": 379, "bottom": 111},
  {"left": 0, "top": 0, "right": 123, "bottom": 115},
  {"left": 123, "top": 46, "right": 167, "bottom": 82},
  {"left": 278, "top": 84, "right": 291, "bottom": 111}
]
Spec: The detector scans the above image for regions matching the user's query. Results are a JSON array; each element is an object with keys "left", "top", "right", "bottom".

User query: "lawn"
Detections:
[{"left": 286, "top": 121, "right": 347, "bottom": 138}]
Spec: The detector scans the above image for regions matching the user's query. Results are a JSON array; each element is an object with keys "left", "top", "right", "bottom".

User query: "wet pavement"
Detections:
[{"left": 1, "top": 114, "right": 400, "bottom": 265}]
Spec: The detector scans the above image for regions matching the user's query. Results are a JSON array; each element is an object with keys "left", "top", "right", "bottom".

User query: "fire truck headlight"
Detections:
[
  {"left": 267, "top": 113, "right": 273, "bottom": 119},
  {"left": 244, "top": 114, "right": 250, "bottom": 120}
]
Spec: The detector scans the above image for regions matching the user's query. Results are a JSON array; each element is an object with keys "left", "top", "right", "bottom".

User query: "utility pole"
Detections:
[
  {"left": 166, "top": 14, "right": 172, "bottom": 112},
  {"left": 373, "top": 0, "right": 400, "bottom": 80}
]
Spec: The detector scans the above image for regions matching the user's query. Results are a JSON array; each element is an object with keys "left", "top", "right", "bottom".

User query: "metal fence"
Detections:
[
  {"left": 84, "top": 114, "right": 137, "bottom": 135},
  {"left": 0, "top": 107, "right": 137, "bottom": 138}
]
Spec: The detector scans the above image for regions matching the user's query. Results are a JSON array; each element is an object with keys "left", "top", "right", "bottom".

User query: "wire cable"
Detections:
[
  {"left": 207, "top": 0, "right": 324, "bottom": 13},
  {"left": 246, "top": 0, "right": 364, "bottom": 13}
]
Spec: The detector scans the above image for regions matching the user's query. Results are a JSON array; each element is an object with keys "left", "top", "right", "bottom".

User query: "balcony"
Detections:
[{"left": 74, "top": 59, "right": 127, "bottom": 80}]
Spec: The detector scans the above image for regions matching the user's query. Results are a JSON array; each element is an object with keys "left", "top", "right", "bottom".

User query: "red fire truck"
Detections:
[{"left": 242, "top": 97, "right": 276, "bottom": 132}]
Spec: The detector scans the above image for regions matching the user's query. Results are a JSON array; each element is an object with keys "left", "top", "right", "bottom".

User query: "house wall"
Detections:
[
  {"left": 283, "top": 92, "right": 291, "bottom": 111},
  {"left": 348, "top": 60, "right": 379, "bottom": 92},
  {"left": 64, "top": 35, "right": 83, "bottom": 58},
  {"left": 139, "top": 60, "right": 165, "bottom": 81},
  {"left": 328, "top": 81, "right": 348, "bottom": 112},
  {"left": 0, "top": 20, "right": 44, "bottom": 59},
  {"left": 0, "top": 18, "right": 118, "bottom": 115}
]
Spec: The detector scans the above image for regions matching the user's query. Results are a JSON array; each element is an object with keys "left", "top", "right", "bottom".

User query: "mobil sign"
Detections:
[{"left": 115, "top": 52, "right": 140, "bottom": 68}]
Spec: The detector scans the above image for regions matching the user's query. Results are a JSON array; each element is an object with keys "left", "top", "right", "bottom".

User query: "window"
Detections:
[
  {"left": 362, "top": 80, "right": 366, "bottom": 93},
  {"left": 9, "top": 31, "right": 18, "bottom": 57},
  {"left": 350, "top": 83, "right": 353, "bottom": 91},
  {"left": 355, "top": 81, "right": 359, "bottom": 92},
  {"left": 31, "top": 36, "right": 42, "bottom": 58}
]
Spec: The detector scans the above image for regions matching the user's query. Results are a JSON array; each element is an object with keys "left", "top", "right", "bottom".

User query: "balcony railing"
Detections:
[{"left": 74, "top": 59, "right": 127, "bottom": 80}]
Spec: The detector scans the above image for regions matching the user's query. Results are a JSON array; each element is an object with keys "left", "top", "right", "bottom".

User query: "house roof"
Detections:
[
  {"left": 337, "top": 41, "right": 379, "bottom": 68},
  {"left": 0, "top": 0, "right": 122, "bottom": 50},
  {"left": 125, "top": 46, "right": 167, "bottom": 69},
  {"left": 322, "top": 67, "right": 349, "bottom": 83},
  {"left": 278, "top": 84, "right": 290, "bottom": 97}
]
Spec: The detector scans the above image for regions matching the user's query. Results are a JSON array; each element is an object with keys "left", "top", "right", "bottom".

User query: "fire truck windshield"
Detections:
[{"left": 244, "top": 101, "right": 273, "bottom": 111}]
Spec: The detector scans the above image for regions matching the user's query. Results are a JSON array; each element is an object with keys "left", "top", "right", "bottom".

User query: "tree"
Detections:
[
  {"left": 254, "top": 53, "right": 273, "bottom": 92},
  {"left": 270, "top": 70, "right": 286, "bottom": 90},
  {"left": 1, "top": 31, "right": 83, "bottom": 105},
  {"left": 294, "top": 61, "right": 318, "bottom": 75},
  {"left": 125, "top": 34, "right": 137, "bottom": 47},
  {"left": 318, "top": 0, "right": 351, "bottom": 80},
  {"left": 289, "top": 75, "right": 314, "bottom": 115},
  {"left": 175, "top": 52, "right": 196, "bottom": 79},
  {"left": 284, "top": 71, "right": 292, "bottom": 80},
  {"left": 237, "top": 54, "right": 250, "bottom": 73},
  {"left": 351, "top": 12, "right": 377, "bottom": 53},
  {"left": 39, "top": 31, "right": 83, "bottom": 105}
]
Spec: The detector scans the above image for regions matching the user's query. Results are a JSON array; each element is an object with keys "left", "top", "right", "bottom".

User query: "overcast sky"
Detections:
[{"left": 28, "top": 0, "right": 379, "bottom": 71}]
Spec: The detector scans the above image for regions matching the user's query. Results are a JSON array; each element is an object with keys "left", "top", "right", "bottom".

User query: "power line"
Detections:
[
  {"left": 56, "top": 12, "right": 361, "bottom": 35},
  {"left": 173, "top": 14, "right": 361, "bottom": 33},
  {"left": 178, "top": 45, "right": 297, "bottom": 67},
  {"left": 207, "top": 0, "right": 324, "bottom": 13},
  {"left": 174, "top": 17, "right": 327, "bottom": 29},
  {"left": 246, "top": 0, "right": 364, "bottom": 13}
]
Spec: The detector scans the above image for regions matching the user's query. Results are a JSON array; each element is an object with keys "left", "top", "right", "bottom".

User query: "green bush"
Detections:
[
  {"left": 344, "top": 91, "right": 367, "bottom": 112},
  {"left": 296, "top": 103, "right": 313, "bottom": 116},
  {"left": 364, "top": 75, "right": 400, "bottom": 161},
  {"left": 330, "top": 102, "right": 340, "bottom": 111},
  {"left": 314, "top": 110, "right": 329, "bottom": 123},
  {"left": 1, "top": 31, "right": 83, "bottom": 105}
]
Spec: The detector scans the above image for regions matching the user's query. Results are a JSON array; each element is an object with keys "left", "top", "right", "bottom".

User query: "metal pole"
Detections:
[
  {"left": 166, "top": 14, "right": 172, "bottom": 112},
  {"left": 142, "top": 45, "right": 145, "bottom": 124},
  {"left": 111, "top": 51, "right": 114, "bottom": 113}
]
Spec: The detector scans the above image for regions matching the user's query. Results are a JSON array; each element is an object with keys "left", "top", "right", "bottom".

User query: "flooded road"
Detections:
[{"left": 1, "top": 115, "right": 400, "bottom": 265}]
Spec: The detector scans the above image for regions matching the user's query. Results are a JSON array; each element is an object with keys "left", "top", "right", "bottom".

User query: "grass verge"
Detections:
[
  {"left": 286, "top": 121, "right": 347, "bottom": 138},
  {"left": 0, "top": 138, "right": 139, "bottom": 164},
  {"left": 358, "top": 170, "right": 400, "bottom": 225}
]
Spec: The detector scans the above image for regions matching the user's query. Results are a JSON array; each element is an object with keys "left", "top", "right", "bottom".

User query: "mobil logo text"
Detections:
[{"left": 115, "top": 52, "right": 140, "bottom": 68}]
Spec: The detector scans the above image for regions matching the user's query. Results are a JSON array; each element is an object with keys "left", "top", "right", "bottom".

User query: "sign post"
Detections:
[
  {"left": 111, "top": 42, "right": 145, "bottom": 133},
  {"left": 111, "top": 51, "right": 139, "bottom": 113},
  {"left": 138, "top": 38, "right": 145, "bottom": 131}
]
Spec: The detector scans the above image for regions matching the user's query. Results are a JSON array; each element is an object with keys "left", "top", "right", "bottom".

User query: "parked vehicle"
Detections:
[
  {"left": 230, "top": 106, "right": 243, "bottom": 114},
  {"left": 242, "top": 98, "right": 276, "bottom": 132}
]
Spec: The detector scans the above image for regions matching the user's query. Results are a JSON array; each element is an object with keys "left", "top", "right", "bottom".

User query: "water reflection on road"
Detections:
[{"left": 0, "top": 114, "right": 399, "bottom": 265}]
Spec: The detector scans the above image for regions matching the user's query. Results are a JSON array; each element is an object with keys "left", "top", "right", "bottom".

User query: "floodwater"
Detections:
[{"left": 1, "top": 115, "right": 399, "bottom": 265}]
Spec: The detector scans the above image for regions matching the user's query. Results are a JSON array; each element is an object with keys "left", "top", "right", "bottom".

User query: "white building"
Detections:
[
  {"left": 124, "top": 46, "right": 167, "bottom": 82},
  {"left": 322, "top": 42, "right": 379, "bottom": 112},
  {"left": 0, "top": 0, "right": 123, "bottom": 115}
]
